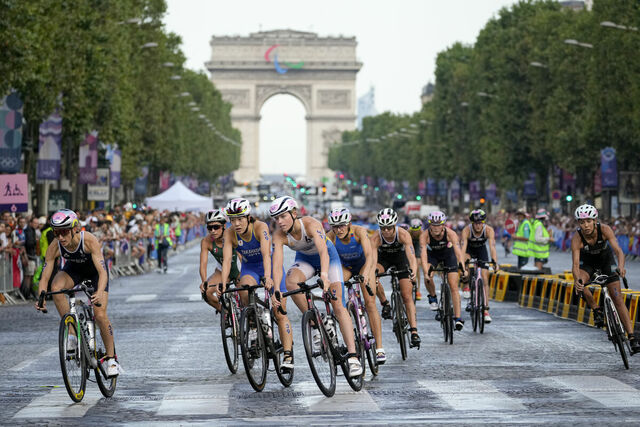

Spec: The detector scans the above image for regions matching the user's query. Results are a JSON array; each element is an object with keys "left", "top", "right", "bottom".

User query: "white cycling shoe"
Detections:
[
  {"left": 103, "top": 358, "right": 122, "bottom": 377},
  {"left": 484, "top": 311, "right": 492, "bottom": 324},
  {"left": 348, "top": 357, "right": 363, "bottom": 377}
]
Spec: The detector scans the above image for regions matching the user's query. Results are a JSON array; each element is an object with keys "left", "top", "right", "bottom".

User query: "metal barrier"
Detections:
[{"left": 0, "top": 252, "right": 27, "bottom": 305}]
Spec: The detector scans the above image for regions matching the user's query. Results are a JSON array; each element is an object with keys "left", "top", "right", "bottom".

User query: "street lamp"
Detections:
[
  {"left": 600, "top": 21, "right": 638, "bottom": 31},
  {"left": 162, "top": 62, "right": 175, "bottom": 67},
  {"left": 564, "top": 38, "right": 593, "bottom": 49},
  {"left": 529, "top": 61, "right": 548, "bottom": 68},
  {"left": 169, "top": 75, "right": 181, "bottom": 80},
  {"left": 140, "top": 42, "right": 158, "bottom": 49}
]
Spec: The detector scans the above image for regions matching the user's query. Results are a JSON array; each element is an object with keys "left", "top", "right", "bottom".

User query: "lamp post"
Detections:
[
  {"left": 563, "top": 39, "right": 593, "bottom": 49},
  {"left": 600, "top": 21, "right": 638, "bottom": 32}
]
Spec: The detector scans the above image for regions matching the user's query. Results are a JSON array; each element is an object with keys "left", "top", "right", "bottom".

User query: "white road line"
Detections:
[
  {"left": 13, "top": 387, "right": 101, "bottom": 418},
  {"left": 538, "top": 375, "right": 640, "bottom": 408},
  {"left": 294, "top": 381, "right": 380, "bottom": 412},
  {"left": 187, "top": 294, "right": 202, "bottom": 302},
  {"left": 156, "top": 384, "right": 232, "bottom": 416},
  {"left": 9, "top": 347, "right": 57, "bottom": 372},
  {"left": 418, "top": 380, "right": 525, "bottom": 411},
  {"left": 125, "top": 294, "right": 157, "bottom": 303}
]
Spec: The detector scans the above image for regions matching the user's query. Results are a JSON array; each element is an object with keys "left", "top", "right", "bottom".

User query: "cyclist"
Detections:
[
  {"left": 327, "top": 207, "right": 386, "bottom": 364},
  {"left": 460, "top": 209, "right": 498, "bottom": 324},
  {"left": 420, "top": 210, "right": 467, "bottom": 331},
  {"left": 199, "top": 209, "right": 239, "bottom": 312},
  {"left": 409, "top": 218, "right": 430, "bottom": 304},
  {"left": 220, "top": 198, "right": 293, "bottom": 369},
  {"left": 572, "top": 204, "right": 639, "bottom": 354},
  {"left": 270, "top": 196, "right": 363, "bottom": 377},
  {"left": 371, "top": 208, "right": 421, "bottom": 348},
  {"left": 35, "top": 209, "right": 121, "bottom": 377}
]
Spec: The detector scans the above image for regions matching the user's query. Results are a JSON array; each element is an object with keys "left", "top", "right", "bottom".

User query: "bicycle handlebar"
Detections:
[
  {"left": 428, "top": 262, "right": 463, "bottom": 275},
  {"left": 376, "top": 267, "right": 412, "bottom": 278},
  {"left": 344, "top": 274, "right": 374, "bottom": 296},
  {"left": 465, "top": 258, "right": 497, "bottom": 270},
  {"left": 37, "top": 281, "right": 100, "bottom": 314},
  {"left": 577, "top": 269, "right": 628, "bottom": 297}
]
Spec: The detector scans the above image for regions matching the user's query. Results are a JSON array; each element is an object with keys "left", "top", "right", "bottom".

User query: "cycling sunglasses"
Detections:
[
  {"left": 207, "top": 224, "right": 224, "bottom": 231},
  {"left": 380, "top": 226, "right": 395, "bottom": 231},
  {"left": 53, "top": 228, "right": 71, "bottom": 237}
]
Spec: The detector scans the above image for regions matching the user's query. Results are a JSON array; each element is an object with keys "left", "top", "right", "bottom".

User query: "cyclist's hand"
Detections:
[
  {"left": 619, "top": 267, "right": 627, "bottom": 278},
  {"left": 199, "top": 282, "right": 207, "bottom": 293},
  {"left": 264, "top": 277, "right": 274, "bottom": 291},
  {"left": 217, "top": 283, "right": 224, "bottom": 298},
  {"left": 320, "top": 271, "right": 330, "bottom": 292},
  {"left": 409, "top": 269, "right": 416, "bottom": 281},
  {"left": 575, "top": 279, "right": 584, "bottom": 294},
  {"left": 91, "top": 290, "right": 105, "bottom": 306},
  {"left": 271, "top": 292, "right": 281, "bottom": 309},
  {"left": 35, "top": 299, "right": 46, "bottom": 312}
]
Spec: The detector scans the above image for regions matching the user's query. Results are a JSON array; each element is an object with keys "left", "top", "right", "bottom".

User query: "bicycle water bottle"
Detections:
[
  {"left": 324, "top": 316, "right": 338, "bottom": 346},
  {"left": 259, "top": 307, "right": 272, "bottom": 340},
  {"left": 87, "top": 319, "right": 95, "bottom": 351}
]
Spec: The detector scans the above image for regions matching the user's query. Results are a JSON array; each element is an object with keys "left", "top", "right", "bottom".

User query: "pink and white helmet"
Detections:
[
  {"left": 51, "top": 209, "right": 78, "bottom": 229},
  {"left": 428, "top": 210, "right": 447, "bottom": 225},
  {"left": 328, "top": 208, "right": 352, "bottom": 226},
  {"left": 269, "top": 196, "right": 298, "bottom": 217},
  {"left": 377, "top": 208, "right": 398, "bottom": 227},
  {"left": 225, "top": 198, "right": 251, "bottom": 217},
  {"left": 574, "top": 204, "right": 598, "bottom": 220}
]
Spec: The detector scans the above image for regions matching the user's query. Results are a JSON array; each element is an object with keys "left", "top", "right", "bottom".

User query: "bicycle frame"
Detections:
[{"left": 344, "top": 275, "right": 374, "bottom": 351}]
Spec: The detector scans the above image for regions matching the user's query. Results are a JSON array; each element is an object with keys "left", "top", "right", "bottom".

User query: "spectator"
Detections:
[{"left": 22, "top": 216, "right": 39, "bottom": 298}]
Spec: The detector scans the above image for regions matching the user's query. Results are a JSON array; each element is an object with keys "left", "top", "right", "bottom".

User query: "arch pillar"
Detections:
[{"left": 232, "top": 115, "right": 261, "bottom": 184}]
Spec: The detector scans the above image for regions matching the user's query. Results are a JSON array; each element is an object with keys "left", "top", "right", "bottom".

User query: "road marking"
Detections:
[
  {"left": 13, "top": 387, "right": 101, "bottom": 418},
  {"left": 538, "top": 375, "right": 640, "bottom": 408},
  {"left": 156, "top": 384, "right": 232, "bottom": 416},
  {"left": 125, "top": 294, "right": 157, "bottom": 303},
  {"left": 418, "top": 380, "right": 525, "bottom": 411},
  {"left": 187, "top": 294, "right": 202, "bottom": 302},
  {"left": 295, "top": 381, "right": 380, "bottom": 412},
  {"left": 9, "top": 347, "right": 57, "bottom": 372}
]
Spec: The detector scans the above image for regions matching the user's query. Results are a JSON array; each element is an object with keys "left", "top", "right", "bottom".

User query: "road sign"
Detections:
[
  {"left": 505, "top": 218, "right": 516, "bottom": 235},
  {"left": 0, "top": 173, "right": 28, "bottom": 212},
  {"left": 551, "top": 190, "right": 561, "bottom": 200},
  {"left": 48, "top": 190, "right": 71, "bottom": 213}
]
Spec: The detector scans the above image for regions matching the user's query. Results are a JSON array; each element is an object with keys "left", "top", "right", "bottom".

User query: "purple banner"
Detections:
[
  {"left": 110, "top": 149, "right": 121, "bottom": 188},
  {"left": 427, "top": 178, "right": 437, "bottom": 197},
  {"left": 600, "top": 147, "right": 618, "bottom": 189},
  {"left": 0, "top": 91, "right": 23, "bottom": 173},
  {"left": 417, "top": 180, "right": 426, "bottom": 195},
  {"left": 78, "top": 131, "right": 98, "bottom": 184},
  {"left": 37, "top": 107, "right": 62, "bottom": 180},
  {"left": 469, "top": 181, "right": 481, "bottom": 201},
  {"left": 134, "top": 166, "right": 149, "bottom": 195},
  {"left": 438, "top": 179, "right": 448, "bottom": 197},
  {"left": 159, "top": 171, "right": 170, "bottom": 191},
  {"left": 523, "top": 172, "right": 537, "bottom": 198},
  {"left": 486, "top": 183, "right": 497, "bottom": 202},
  {"left": 451, "top": 179, "right": 460, "bottom": 201}
]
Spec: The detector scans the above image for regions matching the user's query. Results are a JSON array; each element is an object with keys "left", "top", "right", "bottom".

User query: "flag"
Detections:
[
  {"left": 37, "top": 106, "right": 62, "bottom": 180},
  {"left": 110, "top": 149, "right": 121, "bottom": 188},
  {"left": 134, "top": 166, "right": 149, "bottom": 195},
  {"left": 600, "top": 147, "right": 618, "bottom": 189},
  {"left": 78, "top": 131, "right": 98, "bottom": 184},
  {"left": 0, "top": 91, "right": 23, "bottom": 173}
]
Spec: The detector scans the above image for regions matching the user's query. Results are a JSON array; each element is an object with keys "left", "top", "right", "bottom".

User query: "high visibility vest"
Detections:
[
  {"left": 529, "top": 220, "right": 550, "bottom": 260},
  {"left": 155, "top": 223, "right": 173, "bottom": 246},
  {"left": 512, "top": 219, "right": 531, "bottom": 258}
]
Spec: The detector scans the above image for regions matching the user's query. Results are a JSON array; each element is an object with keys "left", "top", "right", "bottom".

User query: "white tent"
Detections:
[{"left": 145, "top": 181, "right": 212, "bottom": 212}]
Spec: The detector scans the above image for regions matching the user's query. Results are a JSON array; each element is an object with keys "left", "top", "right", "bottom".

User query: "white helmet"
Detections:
[
  {"left": 377, "top": 208, "right": 398, "bottom": 227},
  {"left": 575, "top": 204, "right": 598, "bottom": 220},
  {"left": 205, "top": 209, "right": 226, "bottom": 223},
  {"left": 410, "top": 218, "right": 423, "bottom": 230},
  {"left": 225, "top": 198, "right": 251, "bottom": 217},
  {"left": 51, "top": 209, "right": 78, "bottom": 229},
  {"left": 428, "top": 210, "right": 447, "bottom": 225},
  {"left": 328, "top": 208, "right": 352, "bottom": 226},
  {"left": 269, "top": 196, "right": 298, "bottom": 217}
]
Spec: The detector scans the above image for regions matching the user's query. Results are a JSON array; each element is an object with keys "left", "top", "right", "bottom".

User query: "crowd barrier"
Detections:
[
  {"left": 488, "top": 269, "right": 640, "bottom": 330},
  {"left": 0, "top": 253, "right": 27, "bottom": 305}
]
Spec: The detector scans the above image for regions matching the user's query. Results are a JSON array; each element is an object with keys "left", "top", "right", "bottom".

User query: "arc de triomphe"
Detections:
[{"left": 206, "top": 30, "right": 362, "bottom": 184}]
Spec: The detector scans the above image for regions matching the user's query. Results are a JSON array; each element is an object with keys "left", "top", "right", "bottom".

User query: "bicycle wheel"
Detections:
[
  {"left": 302, "top": 310, "right": 336, "bottom": 397},
  {"left": 478, "top": 279, "right": 486, "bottom": 334},
  {"left": 272, "top": 310, "right": 294, "bottom": 387},
  {"left": 362, "top": 305, "right": 379, "bottom": 376},
  {"left": 439, "top": 284, "right": 448, "bottom": 342},
  {"left": 605, "top": 298, "right": 629, "bottom": 370},
  {"left": 470, "top": 284, "right": 478, "bottom": 332},
  {"left": 443, "top": 281, "right": 453, "bottom": 345},
  {"left": 59, "top": 314, "right": 87, "bottom": 402},
  {"left": 220, "top": 298, "right": 239, "bottom": 374},
  {"left": 94, "top": 324, "right": 117, "bottom": 397},
  {"left": 394, "top": 292, "right": 408, "bottom": 360},
  {"left": 240, "top": 307, "right": 268, "bottom": 391},
  {"left": 345, "top": 303, "right": 365, "bottom": 391}
]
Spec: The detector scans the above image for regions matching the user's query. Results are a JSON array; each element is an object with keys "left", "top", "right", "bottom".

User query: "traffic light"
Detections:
[
  {"left": 339, "top": 174, "right": 345, "bottom": 179},
  {"left": 416, "top": 195, "right": 422, "bottom": 201},
  {"left": 566, "top": 195, "right": 573, "bottom": 202},
  {"left": 397, "top": 194, "right": 403, "bottom": 200},
  {"left": 479, "top": 197, "right": 486, "bottom": 204},
  {"left": 322, "top": 186, "right": 327, "bottom": 194}
]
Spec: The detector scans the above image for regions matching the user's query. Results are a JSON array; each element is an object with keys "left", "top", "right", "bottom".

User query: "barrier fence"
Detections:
[{"left": 0, "top": 253, "right": 27, "bottom": 305}]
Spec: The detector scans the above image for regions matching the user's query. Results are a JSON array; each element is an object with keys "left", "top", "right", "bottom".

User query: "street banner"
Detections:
[
  {"left": 197, "top": 181, "right": 210, "bottom": 195},
  {"left": 600, "top": 147, "right": 618, "bottom": 189},
  {"left": 0, "top": 91, "right": 23, "bottom": 173},
  {"left": 486, "top": 183, "right": 497, "bottom": 202},
  {"left": 427, "top": 178, "right": 436, "bottom": 197},
  {"left": 417, "top": 180, "right": 426, "bottom": 195},
  {"left": 560, "top": 168, "right": 575, "bottom": 193},
  {"left": 0, "top": 173, "right": 28, "bottom": 212},
  {"left": 450, "top": 179, "right": 460, "bottom": 201},
  {"left": 105, "top": 144, "right": 121, "bottom": 188},
  {"left": 134, "top": 166, "right": 149, "bottom": 196},
  {"left": 619, "top": 171, "right": 640, "bottom": 204},
  {"left": 523, "top": 173, "right": 537, "bottom": 198},
  {"left": 438, "top": 179, "right": 448, "bottom": 197},
  {"left": 78, "top": 131, "right": 98, "bottom": 184},
  {"left": 159, "top": 171, "right": 171, "bottom": 191},
  {"left": 37, "top": 107, "right": 62, "bottom": 180},
  {"left": 593, "top": 167, "right": 602, "bottom": 194},
  {"left": 469, "top": 181, "right": 481, "bottom": 201},
  {"left": 87, "top": 168, "right": 110, "bottom": 201}
]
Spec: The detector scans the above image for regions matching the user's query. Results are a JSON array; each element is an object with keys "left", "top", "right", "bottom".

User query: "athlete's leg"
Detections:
[
  {"left": 93, "top": 292, "right": 115, "bottom": 357},
  {"left": 329, "top": 280, "right": 357, "bottom": 354},
  {"left": 359, "top": 265, "right": 382, "bottom": 350},
  {"left": 50, "top": 271, "right": 75, "bottom": 318},
  {"left": 399, "top": 278, "right": 417, "bottom": 329},
  {"left": 375, "top": 263, "right": 388, "bottom": 304},
  {"left": 202, "top": 270, "right": 222, "bottom": 311},
  {"left": 285, "top": 267, "right": 311, "bottom": 313},
  {"left": 237, "top": 273, "right": 257, "bottom": 307},
  {"left": 448, "top": 271, "right": 462, "bottom": 318}
]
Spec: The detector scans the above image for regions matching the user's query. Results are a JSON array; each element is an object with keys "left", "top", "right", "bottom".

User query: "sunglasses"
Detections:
[
  {"left": 331, "top": 224, "right": 347, "bottom": 229},
  {"left": 380, "top": 226, "right": 395, "bottom": 231},
  {"left": 53, "top": 228, "right": 71, "bottom": 237},
  {"left": 207, "top": 224, "right": 224, "bottom": 231}
]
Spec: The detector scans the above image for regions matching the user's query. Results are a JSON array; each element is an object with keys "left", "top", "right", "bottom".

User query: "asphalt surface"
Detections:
[{"left": 2, "top": 245, "right": 640, "bottom": 425}]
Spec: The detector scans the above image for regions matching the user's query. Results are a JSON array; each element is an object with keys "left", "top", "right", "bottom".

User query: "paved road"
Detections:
[{"left": 2, "top": 245, "right": 640, "bottom": 425}]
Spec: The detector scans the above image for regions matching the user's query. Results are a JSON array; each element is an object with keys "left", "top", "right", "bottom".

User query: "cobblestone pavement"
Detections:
[{"left": 2, "top": 245, "right": 640, "bottom": 425}]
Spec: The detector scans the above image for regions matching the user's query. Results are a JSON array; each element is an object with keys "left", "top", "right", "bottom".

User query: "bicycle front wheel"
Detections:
[
  {"left": 443, "top": 281, "right": 453, "bottom": 345},
  {"left": 393, "top": 292, "right": 408, "bottom": 360},
  {"left": 605, "top": 298, "right": 629, "bottom": 370},
  {"left": 94, "top": 324, "right": 117, "bottom": 397},
  {"left": 470, "top": 284, "right": 478, "bottom": 332},
  {"left": 362, "top": 306, "right": 379, "bottom": 376},
  {"left": 59, "top": 314, "right": 87, "bottom": 402},
  {"left": 220, "top": 298, "right": 239, "bottom": 374},
  {"left": 478, "top": 279, "right": 486, "bottom": 334},
  {"left": 345, "top": 303, "right": 365, "bottom": 391},
  {"left": 302, "top": 310, "right": 336, "bottom": 397},
  {"left": 240, "top": 307, "right": 268, "bottom": 391}
]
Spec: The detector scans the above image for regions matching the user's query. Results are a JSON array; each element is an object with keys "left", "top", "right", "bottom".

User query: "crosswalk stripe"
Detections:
[
  {"left": 9, "top": 347, "right": 57, "bottom": 372},
  {"left": 156, "top": 384, "right": 232, "bottom": 416},
  {"left": 538, "top": 375, "right": 640, "bottom": 408},
  {"left": 13, "top": 387, "right": 101, "bottom": 419},
  {"left": 418, "top": 380, "right": 525, "bottom": 411},
  {"left": 294, "top": 381, "right": 380, "bottom": 412},
  {"left": 125, "top": 294, "right": 157, "bottom": 303}
]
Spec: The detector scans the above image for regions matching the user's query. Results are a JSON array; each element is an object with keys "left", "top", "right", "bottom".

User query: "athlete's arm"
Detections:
[
  {"left": 199, "top": 238, "right": 210, "bottom": 285},
  {"left": 35, "top": 241, "right": 60, "bottom": 311},
  {"left": 370, "top": 232, "right": 380, "bottom": 268},
  {"left": 355, "top": 225, "right": 374, "bottom": 287},
  {"left": 487, "top": 226, "right": 498, "bottom": 266},
  {"left": 460, "top": 226, "right": 469, "bottom": 254},
  {"left": 220, "top": 228, "right": 235, "bottom": 290},
  {"left": 571, "top": 233, "right": 584, "bottom": 292},
  {"left": 86, "top": 233, "right": 109, "bottom": 304},
  {"left": 448, "top": 228, "right": 465, "bottom": 272},
  {"left": 271, "top": 230, "right": 286, "bottom": 296},
  {"left": 602, "top": 224, "right": 626, "bottom": 277},
  {"left": 398, "top": 228, "right": 417, "bottom": 279},
  {"left": 307, "top": 218, "right": 330, "bottom": 291},
  {"left": 256, "top": 222, "right": 274, "bottom": 290},
  {"left": 419, "top": 230, "right": 430, "bottom": 278}
]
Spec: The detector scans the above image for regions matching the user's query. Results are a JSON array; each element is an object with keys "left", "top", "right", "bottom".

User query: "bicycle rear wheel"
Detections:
[
  {"left": 59, "top": 314, "right": 87, "bottom": 402},
  {"left": 220, "top": 298, "right": 239, "bottom": 374},
  {"left": 470, "top": 284, "right": 478, "bottom": 332},
  {"left": 605, "top": 298, "right": 629, "bottom": 370},
  {"left": 94, "top": 324, "right": 117, "bottom": 397},
  {"left": 345, "top": 303, "right": 365, "bottom": 391},
  {"left": 439, "top": 284, "right": 448, "bottom": 343},
  {"left": 240, "top": 307, "right": 268, "bottom": 391},
  {"left": 272, "top": 311, "right": 294, "bottom": 387},
  {"left": 362, "top": 306, "right": 379, "bottom": 376},
  {"left": 302, "top": 310, "right": 336, "bottom": 397},
  {"left": 478, "top": 279, "right": 486, "bottom": 334}
]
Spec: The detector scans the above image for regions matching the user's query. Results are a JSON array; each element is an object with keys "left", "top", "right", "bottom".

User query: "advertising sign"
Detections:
[
  {"left": 87, "top": 168, "right": 110, "bottom": 201},
  {"left": 48, "top": 190, "right": 72, "bottom": 213}
]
